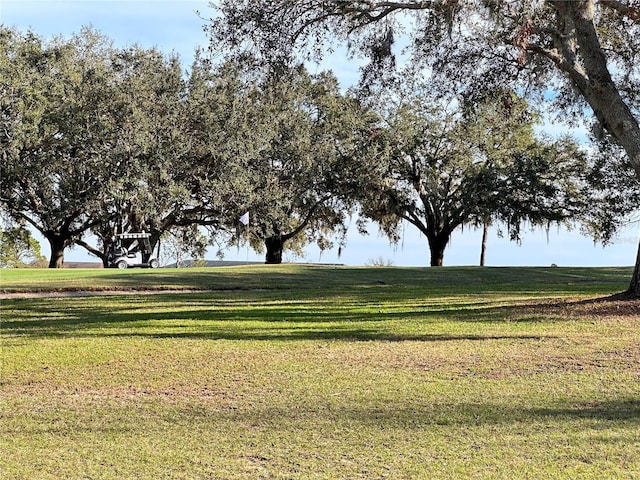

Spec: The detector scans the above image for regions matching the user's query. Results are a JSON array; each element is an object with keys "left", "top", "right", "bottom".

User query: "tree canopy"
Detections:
[
  {"left": 208, "top": 0, "right": 640, "bottom": 296},
  {"left": 0, "top": 219, "right": 46, "bottom": 268},
  {"left": 0, "top": 28, "right": 233, "bottom": 267},
  {"left": 356, "top": 80, "right": 588, "bottom": 266},
  {"left": 208, "top": 0, "right": 639, "bottom": 174},
  {"left": 0, "top": 28, "right": 375, "bottom": 267},
  {"left": 232, "top": 66, "right": 375, "bottom": 263},
  {"left": 1, "top": 27, "right": 117, "bottom": 267}
]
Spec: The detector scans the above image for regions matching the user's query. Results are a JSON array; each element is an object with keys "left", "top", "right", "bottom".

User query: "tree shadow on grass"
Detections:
[
  {"left": 3, "top": 288, "right": 636, "bottom": 341},
  {"left": 177, "top": 398, "right": 640, "bottom": 430},
  {"left": 4, "top": 265, "right": 632, "bottom": 298},
  {"left": 112, "top": 329, "right": 551, "bottom": 343},
  {"left": 6, "top": 399, "right": 638, "bottom": 440},
  {"left": 1, "top": 294, "right": 567, "bottom": 342}
]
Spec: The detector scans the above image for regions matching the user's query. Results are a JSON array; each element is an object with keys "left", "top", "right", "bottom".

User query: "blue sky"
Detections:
[{"left": 2, "top": 0, "right": 638, "bottom": 267}]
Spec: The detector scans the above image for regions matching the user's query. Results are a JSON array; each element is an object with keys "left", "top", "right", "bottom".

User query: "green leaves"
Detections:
[
  {"left": 0, "top": 221, "right": 47, "bottom": 268},
  {"left": 356, "top": 81, "right": 589, "bottom": 265},
  {"left": 220, "top": 65, "right": 369, "bottom": 262},
  {"left": 1, "top": 27, "right": 117, "bottom": 265}
]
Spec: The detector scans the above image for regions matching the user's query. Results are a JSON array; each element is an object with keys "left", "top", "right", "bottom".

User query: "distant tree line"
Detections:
[
  {"left": 1, "top": 25, "right": 637, "bottom": 277},
  {"left": 0, "top": 220, "right": 47, "bottom": 268}
]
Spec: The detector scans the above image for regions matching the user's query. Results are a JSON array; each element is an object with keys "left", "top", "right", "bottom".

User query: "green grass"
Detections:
[
  {"left": 1, "top": 266, "right": 638, "bottom": 479},
  {"left": 0, "top": 264, "right": 632, "bottom": 295}
]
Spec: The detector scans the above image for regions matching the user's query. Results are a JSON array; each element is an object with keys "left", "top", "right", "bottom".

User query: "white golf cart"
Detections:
[{"left": 107, "top": 232, "right": 160, "bottom": 269}]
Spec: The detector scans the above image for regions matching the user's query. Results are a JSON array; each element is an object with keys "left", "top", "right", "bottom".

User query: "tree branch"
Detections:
[
  {"left": 283, "top": 194, "right": 333, "bottom": 241},
  {"left": 599, "top": 0, "right": 640, "bottom": 23},
  {"left": 75, "top": 238, "right": 106, "bottom": 260},
  {"left": 525, "top": 43, "right": 590, "bottom": 94}
]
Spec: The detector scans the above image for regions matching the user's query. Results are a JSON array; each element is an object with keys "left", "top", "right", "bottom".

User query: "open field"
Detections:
[{"left": 1, "top": 266, "right": 639, "bottom": 479}]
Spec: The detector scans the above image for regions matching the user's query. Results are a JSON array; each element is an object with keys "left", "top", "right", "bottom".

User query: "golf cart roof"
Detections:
[{"left": 115, "top": 232, "right": 151, "bottom": 239}]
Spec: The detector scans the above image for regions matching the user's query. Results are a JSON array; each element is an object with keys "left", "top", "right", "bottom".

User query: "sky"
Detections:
[{"left": 2, "top": 0, "right": 639, "bottom": 267}]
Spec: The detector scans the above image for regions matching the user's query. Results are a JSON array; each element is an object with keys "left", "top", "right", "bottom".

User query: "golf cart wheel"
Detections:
[
  {"left": 116, "top": 260, "right": 128, "bottom": 269},
  {"left": 149, "top": 259, "right": 159, "bottom": 269}
]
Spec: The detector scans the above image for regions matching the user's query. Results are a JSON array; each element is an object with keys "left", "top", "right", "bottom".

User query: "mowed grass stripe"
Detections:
[{"left": 1, "top": 266, "right": 638, "bottom": 479}]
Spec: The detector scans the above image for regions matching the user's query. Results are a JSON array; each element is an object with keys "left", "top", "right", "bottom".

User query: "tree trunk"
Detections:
[
  {"left": 480, "top": 222, "right": 488, "bottom": 267},
  {"left": 550, "top": 1, "right": 640, "bottom": 294},
  {"left": 627, "top": 237, "right": 640, "bottom": 298},
  {"left": 148, "top": 233, "right": 161, "bottom": 264},
  {"left": 549, "top": 1, "right": 640, "bottom": 179},
  {"left": 428, "top": 235, "right": 448, "bottom": 267},
  {"left": 47, "top": 236, "right": 66, "bottom": 268},
  {"left": 265, "top": 236, "right": 284, "bottom": 264}
]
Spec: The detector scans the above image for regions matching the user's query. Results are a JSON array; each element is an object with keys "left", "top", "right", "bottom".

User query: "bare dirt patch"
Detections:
[
  {"left": 568, "top": 296, "right": 639, "bottom": 317},
  {"left": 519, "top": 297, "right": 639, "bottom": 319}
]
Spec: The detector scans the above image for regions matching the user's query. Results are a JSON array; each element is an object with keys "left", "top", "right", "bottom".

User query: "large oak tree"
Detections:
[
  {"left": 1, "top": 29, "right": 242, "bottom": 267},
  {"left": 1, "top": 27, "right": 116, "bottom": 267},
  {"left": 78, "top": 46, "right": 219, "bottom": 266},
  {"left": 233, "top": 66, "right": 375, "bottom": 263},
  {"left": 357, "top": 82, "right": 588, "bottom": 266}
]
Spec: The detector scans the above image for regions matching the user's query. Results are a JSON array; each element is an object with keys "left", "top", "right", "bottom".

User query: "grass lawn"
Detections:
[{"left": 1, "top": 265, "right": 638, "bottom": 479}]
